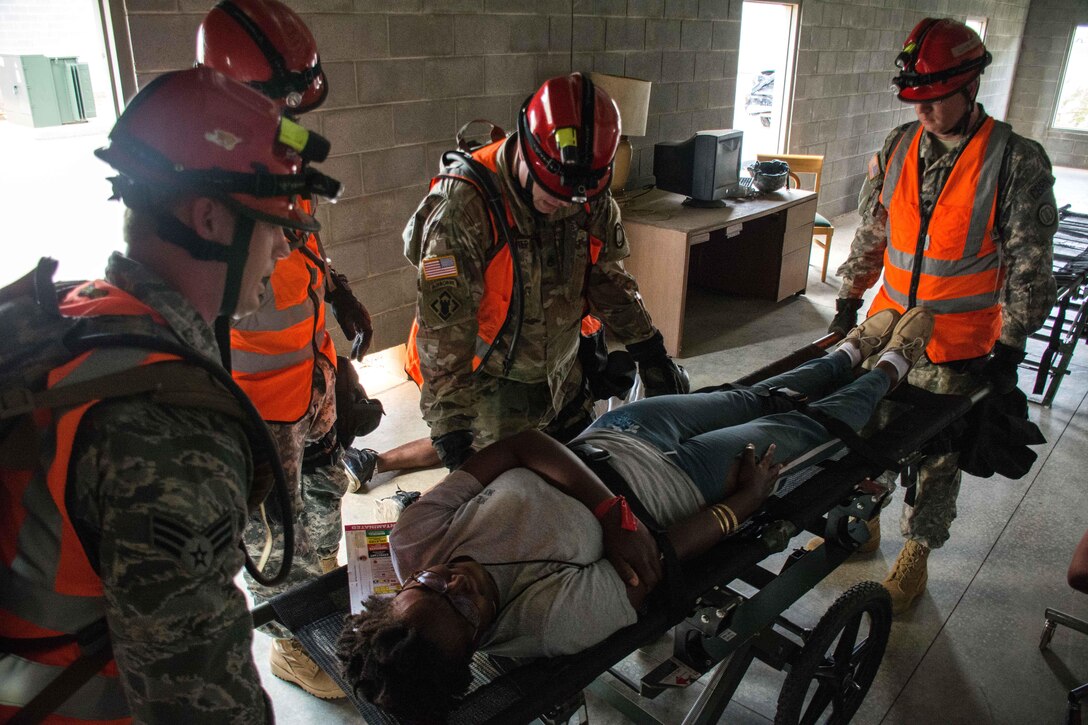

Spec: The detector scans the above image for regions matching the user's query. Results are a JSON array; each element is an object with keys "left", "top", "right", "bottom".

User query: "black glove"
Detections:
[
  {"left": 334, "top": 356, "right": 384, "bottom": 445},
  {"left": 326, "top": 268, "right": 373, "bottom": 361},
  {"left": 433, "top": 430, "right": 475, "bottom": 471},
  {"left": 979, "top": 342, "right": 1025, "bottom": 395},
  {"left": 829, "top": 297, "right": 863, "bottom": 337},
  {"left": 627, "top": 331, "right": 690, "bottom": 397}
]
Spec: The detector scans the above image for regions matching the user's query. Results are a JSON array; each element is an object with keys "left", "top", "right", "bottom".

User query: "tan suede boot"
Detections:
[
  {"left": 883, "top": 539, "right": 930, "bottom": 615},
  {"left": 270, "top": 638, "right": 346, "bottom": 699},
  {"left": 319, "top": 554, "right": 340, "bottom": 574},
  {"left": 805, "top": 516, "right": 881, "bottom": 554}
]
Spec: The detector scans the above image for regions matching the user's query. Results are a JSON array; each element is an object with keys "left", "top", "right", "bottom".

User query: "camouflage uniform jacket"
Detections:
[
  {"left": 837, "top": 106, "right": 1058, "bottom": 350},
  {"left": 66, "top": 253, "right": 268, "bottom": 723},
  {"left": 404, "top": 135, "right": 657, "bottom": 439}
]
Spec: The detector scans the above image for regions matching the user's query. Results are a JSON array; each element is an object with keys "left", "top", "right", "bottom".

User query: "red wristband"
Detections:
[{"left": 592, "top": 495, "right": 638, "bottom": 531}]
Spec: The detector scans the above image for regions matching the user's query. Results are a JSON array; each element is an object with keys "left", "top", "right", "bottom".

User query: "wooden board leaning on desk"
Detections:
[{"left": 617, "top": 188, "right": 818, "bottom": 358}]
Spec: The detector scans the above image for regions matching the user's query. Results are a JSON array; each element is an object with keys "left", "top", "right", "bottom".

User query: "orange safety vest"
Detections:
[
  {"left": 0, "top": 281, "right": 185, "bottom": 725},
  {"left": 405, "top": 140, "right": 603, "bottom": 385},
  {"left": 230, "top": 198, "right": 336, "bottom": 423},
  {"left": 868, "top": 118, "right": 1012, "bottom": 363}
]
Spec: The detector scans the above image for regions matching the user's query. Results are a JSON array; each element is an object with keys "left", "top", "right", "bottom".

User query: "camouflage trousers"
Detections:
[
  {"left": 869, "top": 357, "right": 983, "bottom": 549},
  {"left": 469, "top": 373, "right": 595, "bottom": 449},
  {"left": 243, "top": 357, "right": 350, "bottom": 638}
]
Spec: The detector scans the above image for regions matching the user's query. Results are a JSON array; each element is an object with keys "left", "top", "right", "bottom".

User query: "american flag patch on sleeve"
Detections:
[{"left": 422, "top": 255, "right": 459, "bottom": 280}]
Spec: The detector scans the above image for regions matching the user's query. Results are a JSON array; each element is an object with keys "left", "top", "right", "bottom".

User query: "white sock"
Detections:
[
  {"left": 876, "top": 349, "right": 911, "bottom": 382},
  {"left": 834, "top": 342, "right": 863, "bottom": 367}
]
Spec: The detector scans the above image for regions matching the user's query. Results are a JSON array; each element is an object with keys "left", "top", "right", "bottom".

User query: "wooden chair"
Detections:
[{"left": 756, "top": 153, "right": 835, "bottom": 283}]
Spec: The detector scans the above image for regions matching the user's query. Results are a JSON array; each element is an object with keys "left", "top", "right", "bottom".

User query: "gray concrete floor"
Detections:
[{"left": 255, "top": 168, "right": 1088, "bottom": 724}]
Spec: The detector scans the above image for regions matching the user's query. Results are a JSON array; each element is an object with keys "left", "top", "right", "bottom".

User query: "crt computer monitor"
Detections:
[{"left": 653, "top": 129, "right": 744, "bottom": 208}]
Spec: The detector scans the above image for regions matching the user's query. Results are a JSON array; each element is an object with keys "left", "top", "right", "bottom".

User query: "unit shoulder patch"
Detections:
[
  {"left": 429, "top": 290, "right": 462, "bottom": 322},
  {"left": 1038, "top": 203, "right": 1058, "bottom": 228}
]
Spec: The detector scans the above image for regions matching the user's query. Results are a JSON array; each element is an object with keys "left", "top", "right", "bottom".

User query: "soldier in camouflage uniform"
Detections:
[
  {"left": 406, "top": 73, "right": 687, "bottom": 470},
  {"left": 197, "top": 1, "right": 378, "bottom": 701},
  {"left": 831, "top": 19, "right": 1057, "bottom": 614},
  {"left": 0, "top": 68, "right": 340, "bottom": 722}
]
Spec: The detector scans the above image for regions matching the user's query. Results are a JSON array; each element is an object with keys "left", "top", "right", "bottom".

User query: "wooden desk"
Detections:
[{"left": 619, "top": 188, "right": 818, "bottom": 357}]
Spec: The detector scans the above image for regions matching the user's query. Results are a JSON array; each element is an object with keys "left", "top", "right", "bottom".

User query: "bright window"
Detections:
[
  {"left": 965, "top": 17, "right": 987, "bottom": 42},
  {"left": 1055, "top": 25, "right": 1088, "bottom": 132}
]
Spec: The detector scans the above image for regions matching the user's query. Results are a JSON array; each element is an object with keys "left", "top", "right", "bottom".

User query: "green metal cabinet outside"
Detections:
[{"left": 0, "top": 54, "right": 96, "bottom": 128}]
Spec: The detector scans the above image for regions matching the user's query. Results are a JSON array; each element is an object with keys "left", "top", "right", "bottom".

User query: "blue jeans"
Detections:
[{"left": 587, "top": 353, "right": 890, "bottom": 502}]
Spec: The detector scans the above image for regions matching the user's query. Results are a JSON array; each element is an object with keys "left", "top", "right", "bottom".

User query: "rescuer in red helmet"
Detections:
[
  {"left": 827, "top": 18, "right": 1057, "bottom": 614},
  {"left": 196, "top": 0, "right": 384, "bottom": 702},
  {"left": 403, "top": 72, "right": 687, "bottom": 472},
  {"left": 1, "top": 66, "right": 344, "bottom": 723}
]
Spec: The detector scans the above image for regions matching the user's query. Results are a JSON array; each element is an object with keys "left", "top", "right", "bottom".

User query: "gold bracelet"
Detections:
[
  {"left": 710, "top": 505, "right": 733, "bottom": 535},
  {"left": 710, "top": 504, "right": 734, "bottom": 534},
  {"left": 717, "top": 504, "right": 739, "bottom": 532},
  {"left": 708, "top": 505, "right": 729, "bottom": 534}
]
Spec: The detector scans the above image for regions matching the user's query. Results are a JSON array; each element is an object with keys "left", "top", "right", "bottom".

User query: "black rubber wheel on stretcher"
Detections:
[{"left": 774, "top": 581, "right": 892, "bottom": 725}]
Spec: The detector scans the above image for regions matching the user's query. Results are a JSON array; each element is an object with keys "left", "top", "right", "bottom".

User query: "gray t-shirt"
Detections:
[{"left": 389, "top": 432, "right": 704, "bottom": 658}]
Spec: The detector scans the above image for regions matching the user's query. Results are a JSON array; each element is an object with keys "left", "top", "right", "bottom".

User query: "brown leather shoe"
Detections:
[
  {"left": 270, "top": 638, "right": 346, "bottom": 700},
  {"left": 840, "top": 308, "right": 901, "bottom": 361},
  {"left": 805, "top": 516, "right": 881, "bottom": 554},
  {"left": 883, "top": 539, "right": 930, "bottom": 615}
]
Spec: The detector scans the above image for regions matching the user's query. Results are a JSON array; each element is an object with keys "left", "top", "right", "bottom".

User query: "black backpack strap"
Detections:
[
  {"left": 568, "top": 442, "right": 688, "bottom": 621},
  {"left": 4, "top": 618, "right": 113, "bottom": 725}
]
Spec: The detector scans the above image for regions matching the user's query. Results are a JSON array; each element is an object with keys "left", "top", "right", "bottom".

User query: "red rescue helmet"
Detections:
[
  {"left": 518, "top": 73, "right": 620, "bottom": 204},
  {"left": 892, "top": 18, "right": 991, "bottom": 103},
  {"left": 197, "top": 0, "right": 327, "bottom": 113},
  {"left": 95, "top": 66, "right": 340, "bottom": 231}
]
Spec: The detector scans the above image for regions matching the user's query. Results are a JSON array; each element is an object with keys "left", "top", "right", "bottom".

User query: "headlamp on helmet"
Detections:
[
  {"left": 197, "top": 0, "right": 328, "bottom": 113},
  {"left": 891, "top": 18, "right": 992, "bottom": 103},
  {"left": 518, "top": 73, "right": 620, "bottom": 205},
  {"left": 95, "top": 67, "right": 341, "bottom": 231}
]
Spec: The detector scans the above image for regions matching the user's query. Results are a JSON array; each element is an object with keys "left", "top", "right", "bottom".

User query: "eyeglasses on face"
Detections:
[{"left": 402, "top": 569, "right": 483, "bottom": 633}]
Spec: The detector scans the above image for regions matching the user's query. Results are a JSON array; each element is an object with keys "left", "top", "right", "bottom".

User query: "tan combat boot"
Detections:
[
  {"left": 883, "top": 539, "right": 930, "bottom": 615},
  {"left": 319, "top": 554, "right": 340, "bottom": 574},
  {"left": 270, "top": 638, "right": 346, "bottom": 699},
  {"left": 805, "top": 516, "right": 881, "bottom": 554}
]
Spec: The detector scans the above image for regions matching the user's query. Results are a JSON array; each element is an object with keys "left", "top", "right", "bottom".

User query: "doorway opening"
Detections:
[
  {"left": 731, "top": 1, "right": 799, "bottom": 164},
  {"left": 0, "top": 0, "right": 129, "bottom": 286}
]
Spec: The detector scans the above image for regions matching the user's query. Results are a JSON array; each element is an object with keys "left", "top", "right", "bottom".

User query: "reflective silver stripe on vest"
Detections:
[
  {"left": 881, "top": 122, "right": 918, "bottom": 250},
  {"left": 231, "top": 295, "right": 315, "bottom": 333},
  {"left": 882, "top": 282, "right": 999, "bottom": 314},
  {"left": 0, "top": 654, "right": 129, "bottom": 720},
  {"left": 230, "top": 344, "right": 315, "bottom": 374},
  {"left": 13, "top": 346, "right": 152, "bottom": 603},
  {"left": 885, "top": 245, "right": 1001, "bottom": 277},
  {"left": 964, "top": 120, "right": 1013, "bottom": 257},
  {"left": 0, "top": 564, "right": 104, "bottom": 634},
  {"left": 474, "top": 335, "right": 493, "bottom": 363}
]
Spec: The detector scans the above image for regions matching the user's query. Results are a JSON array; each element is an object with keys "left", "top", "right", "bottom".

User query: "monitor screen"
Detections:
[{"left": 653, "top": 130, "right": 744, "bottom": 207}]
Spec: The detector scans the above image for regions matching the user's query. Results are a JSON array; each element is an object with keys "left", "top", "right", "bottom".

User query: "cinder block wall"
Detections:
[
  {"left": 123, "top": 0, "right": 741, "bottom": 352},
  {"left": 122, "top": 0, "right": 1053, "bottom": 351},
  {"left": 1006, "top": 0, "right": 1088, "bottom": 168},
  {"left": 789, "top": 0, "right": 1032, "bottom": 219}
]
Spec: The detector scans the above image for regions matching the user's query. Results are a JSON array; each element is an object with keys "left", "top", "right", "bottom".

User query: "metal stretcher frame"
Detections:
[
  {"left": 1025, "top": 208, "right": 1088, "bottom": 407},
  {"left": 251, "top": 338, "right": 986, "bottom": 725}
]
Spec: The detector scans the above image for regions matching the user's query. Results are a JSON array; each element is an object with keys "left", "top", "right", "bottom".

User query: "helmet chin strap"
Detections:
[
  {"left": 936, "top": 79, "right": 979, "bottom": 138},
  {"left": 512, "top": 146, "right": 541, "bottom": 214},
  {"left": 151, "top": 207, "right": 254, "bottom": 319}
]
